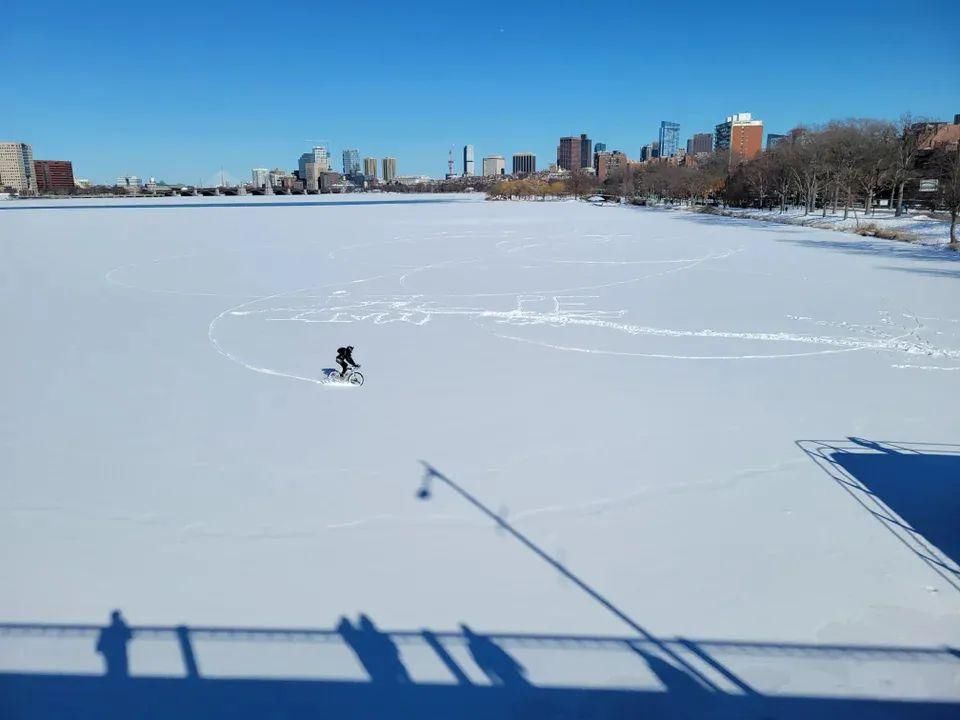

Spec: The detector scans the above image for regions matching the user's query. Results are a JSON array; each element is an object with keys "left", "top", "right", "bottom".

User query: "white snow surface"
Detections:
[{"left": 1, "top": 194, "right": 959, "bottom": 699}]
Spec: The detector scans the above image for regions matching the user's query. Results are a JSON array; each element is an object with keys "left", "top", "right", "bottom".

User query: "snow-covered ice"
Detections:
[{"left": 1, "top": 194, "right": 958, "bottom": 712}]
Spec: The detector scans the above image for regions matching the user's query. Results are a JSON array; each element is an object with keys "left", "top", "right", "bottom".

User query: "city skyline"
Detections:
[{"left": 4, "top": 1, "right": 958, "bottom": 183}]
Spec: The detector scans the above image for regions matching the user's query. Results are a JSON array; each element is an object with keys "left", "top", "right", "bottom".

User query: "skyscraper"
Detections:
[
  {"left": 33, "top": 160, "right": 75, "bottom": 193},
  {"left": 363, "top": 157, "right": 378, "bottom": 179},
  {"left": 463, "top": 145, "right": 475, "bottom": 176},
  {"left": 579, "top": 133, "right": 592, "bottom": 170},
  {"left": 557, "top": 136, "right": 582, "bottom": 171},
  {"left": 310, "top": 145, "right": 330, "bottom": 171},
  {"left": 482, "top": 156, "right": 505, "bottom": 176},
  {"left": 659, "top": 122, "right": 680, "bottom": 158},
  {"left": 716, "top": 113, "right": 763, "bottom": 164},
  {"left": 251, "top": 168, "right": 269, "bottom": 187},
  {"left": 0, "top": 142, "right": 37, "bottom": 193},
  {"left": 342, "top": 149, "right": 360, "bottom": 176},
  {"left": 298, "top": 153, "right": 319, "bottom": 190},
  {"left": 382, "top": 157, "right": 397, "bottom": 183},
  {"left": 512, "top": 152, "right": 536, "bottom": 175}
]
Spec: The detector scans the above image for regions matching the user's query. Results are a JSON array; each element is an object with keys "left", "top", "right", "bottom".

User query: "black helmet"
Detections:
[{"left": 347, "top": 345, "right": 354, "bottom": 351}]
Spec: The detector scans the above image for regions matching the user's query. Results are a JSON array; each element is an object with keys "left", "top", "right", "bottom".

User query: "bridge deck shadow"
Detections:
[{"left": 799, "top": 438, "right": 960, "bottom": 591}]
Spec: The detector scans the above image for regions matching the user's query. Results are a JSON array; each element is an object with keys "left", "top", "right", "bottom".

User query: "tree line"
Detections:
[{"left": 488, "top": 117, "right": 960, "bottom": 245}]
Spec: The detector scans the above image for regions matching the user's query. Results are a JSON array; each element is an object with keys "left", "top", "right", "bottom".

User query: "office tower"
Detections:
[
  {"left": 512, "top": 152, "right": 536, "bottom": 175},
  {"left": 309, "top": 145, "right": 330, "bottom": 171},
  {"left": 462, "top": 145, "right": 475, "bottom": 176},
  {"left": 298, "top": 153, "right": 319, "bottom": 190},
  {"left": 363, "top": 157, "right": 378, "bottom": 179},
  {"left": 342, "top": 149, "right": 360, "bottom": 176},
  {"left": 659, "top": 121, "right": 680, "bottom": 158},
  {"left": 715, "top": 113, "right": 763, "bottom": 164},
  {"left": 382, "top": 157, "right": 397, "bottom": 183},
  {"left": 251, "top": 168, "right": 269, "bottom": 188},
  {"left": 33, "top": 160, "right": 75, "bottom": 193},
  {"left": 0, "top": 142, "right": 37, "bottom": 193},
  {"left": 557, "top": 136, "right": 583, "bottom": 171},
  {"left": 594, "top": 142, "right": 607, "bottom": 153},
  {"left": 482, "top": 156, "right": 505, "bottom": 176},
  {"left": 579, "top": 133, "right": 592, "bottom": 170}
]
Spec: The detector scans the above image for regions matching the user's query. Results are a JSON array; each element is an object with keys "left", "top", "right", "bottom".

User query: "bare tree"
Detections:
[
  {"left": 933, "top": 145, "right": 960, "bottom": 245},
  {"left": 889, "top": 114, "right": 924, "bottom": 216},
  {"left": 852, "top": 120, "right": 896, "bottom": 216},
  {"left": 567, "top": 169, "right": 597, "bottom": 198}
]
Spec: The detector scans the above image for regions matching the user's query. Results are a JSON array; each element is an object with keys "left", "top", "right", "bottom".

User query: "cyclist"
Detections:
[{"left": 336, "top": 346, "right": 360, "bottom": 378}]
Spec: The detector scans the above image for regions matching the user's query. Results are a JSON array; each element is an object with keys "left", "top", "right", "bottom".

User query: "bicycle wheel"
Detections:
[{"left": 348, "top": 371, "right": 364, "bottom": 386}]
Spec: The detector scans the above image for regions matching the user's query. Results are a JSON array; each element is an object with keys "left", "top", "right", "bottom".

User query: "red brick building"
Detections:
[
  {"left": 730, "top": 123, "right": 763, "bottom": 165},
  {"left": 34, "top": 160, "right": 75, "bottom": 193}
]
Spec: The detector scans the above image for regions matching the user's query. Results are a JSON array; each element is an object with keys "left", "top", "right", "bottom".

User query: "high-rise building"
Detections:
[
  {"left": 557, "top": 136, "right": 580, "bottom": 171},
  {"left": 659, "top": 122, "right": 680, "bottom": 158},
  {"left": 342, "top": 149, "right": 360, "bottom": 176},
  {"left": 363, "top": 157, "right": 378, "bottom": 179},
  {"left": 0, "top": 142, "right": 37, "bottom": 193},
  {"left": 766, "top": 133, "right": 788, "bottom": 150},
  {"left": 251, "top": 168, "right": 269, "bottom": 188},
  {"left": 298, "top": 154, "right": 320, "bottom": 190},
  {"left": 463, "top": 145, "right": 475, "bottom": 176},
  {"left": 482, "top": 156, "right": 505, "bottom": 176},
  {"left": 688, "top": 133, "right": 713, "bottom": 155},
  {"left": 579, "top": 134, "right": 592, "bottom": 170},
  {"left": 33, "top": 160, "right": 75, "bottom": 193},
  {"left": 382, "top": 157, "right": 397, "bottom": 183},
  {"left": 512, "top": 152, "right": 536, "bottom": 175},
  {"left": 268, "top": 168, "right": 286, "bottom": 187},
  {"left": 309, "top": 145, "right": 330, "bottom": 171},
  {"left": 715, "top": 113, "right": 763, "bottom": 164},
  {"left": 714, "top": 120, "right": 732, "bottom": 151}
]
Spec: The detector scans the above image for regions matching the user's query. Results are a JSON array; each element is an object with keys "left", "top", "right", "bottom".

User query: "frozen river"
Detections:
[{"left": 1, "top": 194, "right": 958, "bottom": 709}]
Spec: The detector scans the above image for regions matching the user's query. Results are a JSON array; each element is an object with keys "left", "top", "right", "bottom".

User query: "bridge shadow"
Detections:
[
  {"left": 798, "top": 438, "right": 960, "bottom": 592},
  {"left": 4, "top": 457, "right": 960, "bottom": 717},
  {"left": 2, "top": 615, "right": 958, "bottom": 720}
]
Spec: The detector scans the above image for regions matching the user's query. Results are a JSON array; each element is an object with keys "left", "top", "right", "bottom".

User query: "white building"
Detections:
[
  {"left": 0, "top": 142, "right": 37, "bottom": 193},
  {"left": 116, "top": 175, "right": 141, "bottom": 192},
  {"left": 395, "top": 175, "right": 432, "bottom": 186},
  {"left": 268, "top": 169, "right": 286, "bottom": 188},
  {"left": 309, "top": 145, "right": 330, "bottom": 172},
  {"left": 251, "top": 168, "right": 269, "bottom": 188},
  {"left": 482, "top": 155, "right": 505, "bottom": 177},
  {"left": 463, "top": 145, "right": 475, "bottom": 176}
]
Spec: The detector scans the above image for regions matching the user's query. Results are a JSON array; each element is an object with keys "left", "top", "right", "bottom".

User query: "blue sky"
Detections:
[{"left": 4, "top": 0, "right": 958, "bottom": 183}]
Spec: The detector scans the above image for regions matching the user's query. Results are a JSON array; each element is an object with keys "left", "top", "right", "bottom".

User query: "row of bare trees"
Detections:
[{"left": 592, "top": 117, "right": 959, "bottom": 244}]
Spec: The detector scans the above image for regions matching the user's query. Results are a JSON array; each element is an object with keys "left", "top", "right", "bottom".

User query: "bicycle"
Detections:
[{"left": 325, "top": 367, "right": 364, "bottom": 386}]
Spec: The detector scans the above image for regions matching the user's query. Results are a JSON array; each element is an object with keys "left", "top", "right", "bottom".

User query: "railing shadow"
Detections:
[
  {"left": 798, "top": 438, "right": 960, "bottom": 592},
  {"left": 2, "top": 614, "right": 959, "bottom": 720}
]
